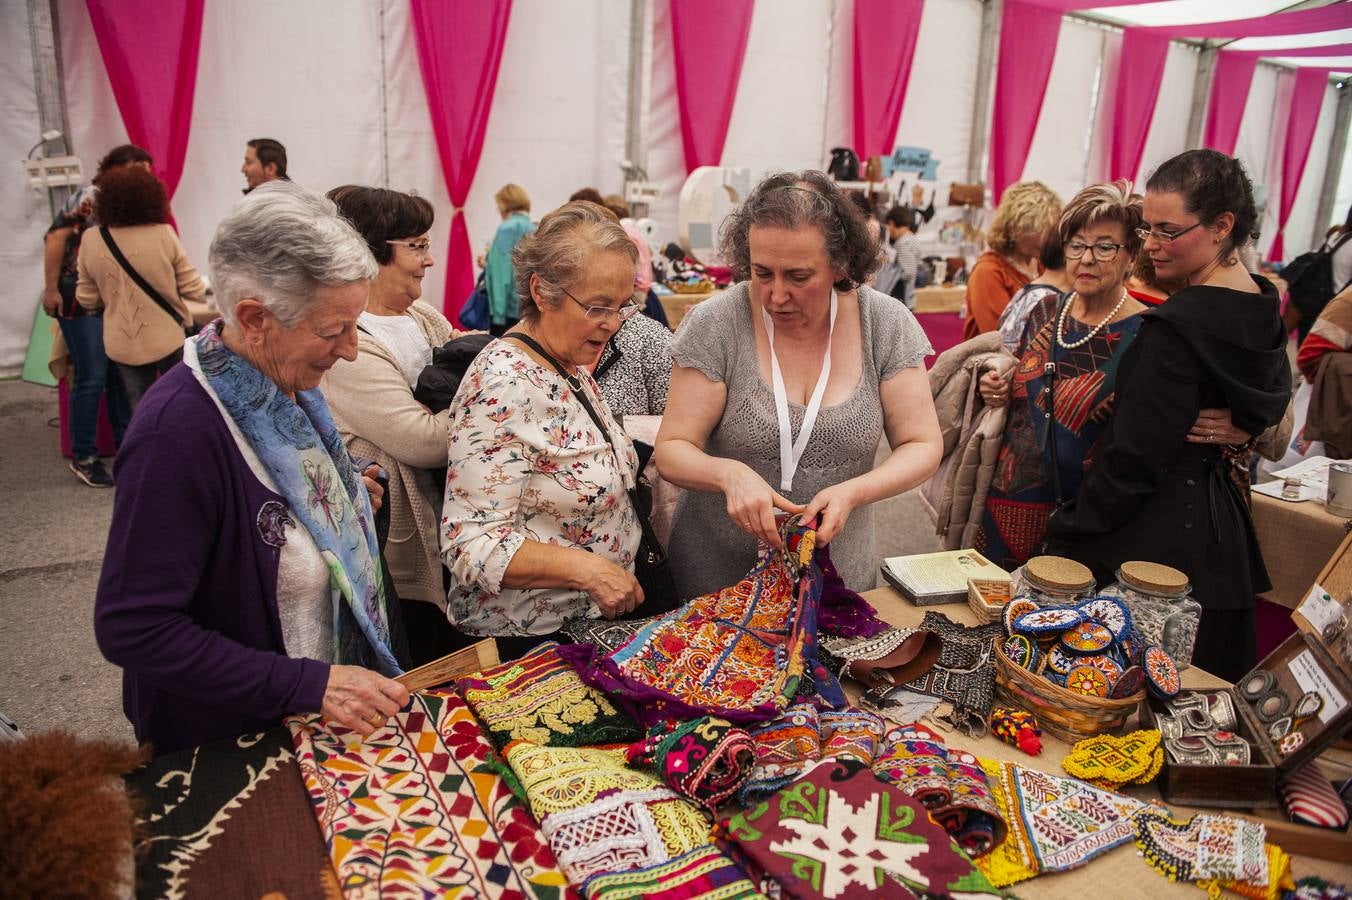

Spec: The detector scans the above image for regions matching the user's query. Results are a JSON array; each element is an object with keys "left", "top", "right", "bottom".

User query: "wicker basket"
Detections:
[
  {"left": 967, "top": 578, "right": 1011, "bottom": 623},
  {"left": 992, "top": 643, "right": 1144, "bottom": 743}
]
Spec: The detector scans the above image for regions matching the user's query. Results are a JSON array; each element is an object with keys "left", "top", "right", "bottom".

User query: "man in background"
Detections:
[{"left": 241, "top": 138, "right": 288, "bottom": 193}]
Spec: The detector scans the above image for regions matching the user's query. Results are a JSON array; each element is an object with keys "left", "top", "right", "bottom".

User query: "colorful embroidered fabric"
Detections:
[
  {"left": 974, "top": 757, "right": 1148, "bottom": 888},
  {"left": 560, "top": 518, "right": 842, "bottom": 727},
  {"left": 287, "top": 689, "right": 572, "bottom": 899},
  {"left": 504, "top": 740, "right": 711, "bottom": 886},
  {"left": 561, "top": 617, "right": 655, "bottom": 655},
  {"left": 1134, "top": 810, "right": 1272, "bottom": 895},
  {"left": 896, "top": 612, "right": 1005, "bottom": 736},
  {"left": 460, "top": 642, "right": 641, "bottom": 751},
  {"left": 1062, "top": 730, "right": 1162, "bottom": 786},
  {"left": 816, "top": 545, "right": 891, "bottom": 639},
  {"left": 579, "top": 844, "right": 761, "bottom": 899},
  {"left": 718, "top": 758, "right": 1001, "bottom": 899},
  {"left": 625, "top": 717, "right": 756, "bottom": 815},
  {"left": 819, "top": 628, "right": 942, "bottom": 689},
  {"left": 818, "top": 708, "right": 887, "bottom": 765},
  {"left": 739, "top": 703, "right": 824, "bottom": 804}
]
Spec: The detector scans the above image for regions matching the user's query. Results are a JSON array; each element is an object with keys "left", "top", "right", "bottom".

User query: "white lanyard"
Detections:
[{"left": 761, "top": 290, "right": 837, "bottom": 492}]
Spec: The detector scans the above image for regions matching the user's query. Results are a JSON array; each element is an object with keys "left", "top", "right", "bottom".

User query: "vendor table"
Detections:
[
  {"left": 859, "top": 585, "right": 1352, "bottom": 895},
  {"left": 1252, "top": 491, "right": 1352, "bottom": 608},
  {"left": 915, "top": 284, "right": 965, "bottom": 314},
  {"left": 657, "top": 291, "right": 714, "bottom": 330}
]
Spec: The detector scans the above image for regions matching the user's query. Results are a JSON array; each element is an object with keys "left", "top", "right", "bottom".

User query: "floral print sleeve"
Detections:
[{"left": 441, "top": 341, "right": 641, "bottom": 637}]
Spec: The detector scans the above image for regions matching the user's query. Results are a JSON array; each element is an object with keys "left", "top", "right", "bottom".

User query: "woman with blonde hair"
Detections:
[
  {"left": 962, "top": 181, "right": 1062, "bottom": 340},
  {"left": 976, "top": 181, "right": 1144, "bottom": 569},
  {"left": 485, "top": 183, "right": 534, "bottom": 335}
]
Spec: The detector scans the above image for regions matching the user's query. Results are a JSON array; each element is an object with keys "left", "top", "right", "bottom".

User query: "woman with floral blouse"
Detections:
[{"left": 441, "top": 202, "right": 662, "bottom": 660}]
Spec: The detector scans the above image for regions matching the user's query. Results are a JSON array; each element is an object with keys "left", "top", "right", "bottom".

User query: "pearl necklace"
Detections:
[{"left": 1056, "top": 290, "right": 1129, "bottom": 350}]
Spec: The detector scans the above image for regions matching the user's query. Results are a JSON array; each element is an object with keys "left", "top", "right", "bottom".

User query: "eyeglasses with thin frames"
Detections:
[
  {"left": 1064, "top": 240, "right": 1126, "bottom": 262},
  {"left": 386, "top": 239, "right": 433, "bottom": 259},
  {"left": 561, "top": 286, "right": 641, "bottom": 322},
  {"left": 1134, "top": 222, "right": 1202, "bottom": 245}
]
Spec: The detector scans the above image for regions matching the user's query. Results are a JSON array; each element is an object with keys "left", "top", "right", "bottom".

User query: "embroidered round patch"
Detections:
[
  {"left": 1044, "top": 671, "right": 1068, "bottom": 688},
  {"left": 1002, "top": 634, "right": 1040, "bottom": 670},
  {"left": 1003, "top": 597, "right": 1041, "bottom": 635},
  {"left": 1014, "top": 606, "right": 1085, "bottom": 635},
  {"left": 1078, "top": 653, "right": 1124, "bottom": 687},
  {"left": 1120, "top": 628, "right": 1144, "bottom": 665},
  {"left": 1110, "top": 665, "right": 1146, "bottom": 699},
  {"left": 1078, "top": 596, "right": 1132, "bottom": 638},
  {"left": 1046, "top": 643, "right": 1076, "bottom": 675},
  {"left": 1061, "top": 621, "right": 1114, "bottom": 654},
  {"left": 1143, "top": 645, "right": 1181, "bottom": 699},
  {"left": 1280, "top": 731, "right": 1305, "bottom": 755},
  {"left": 1065, "top": 666, "right": 1110, "bottom": 697}
]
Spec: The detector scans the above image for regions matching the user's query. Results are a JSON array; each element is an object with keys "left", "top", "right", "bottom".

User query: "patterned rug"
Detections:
[
  {"left": 287, "top": 689, "right": 573, "bottom": 899},
  {"left": 125, "top": 726, "right": 339, "bottom": 900}
]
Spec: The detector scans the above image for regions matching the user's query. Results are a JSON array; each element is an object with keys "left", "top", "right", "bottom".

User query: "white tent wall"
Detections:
[
  {"left": 1024, "top": 19, "right": 1107, "bottom": 203},
  {"left": 1085, "top": 27, "right": 1124, "bottom": 187},
  {"left": 1283, "top": 84, "right": 1340, "bottom": 256},
  {"left": 0, "top": 2, "right": 50, "bottom": 375},
  {"left": 1135, "top": 42, "right": 1201, "bottom": 187},
  {"left": 1237, "top": 64, "right": 1281, "bottom": 253}
]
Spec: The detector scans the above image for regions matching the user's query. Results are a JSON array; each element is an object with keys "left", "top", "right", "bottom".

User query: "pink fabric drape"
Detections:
[
  {"left": 409, "top": 0, "right": 513, "bottom": 319},
  {"left": 1140, "top": 4, "right": 1352, "bottom": 40},
  {"left": 1202, "top": 51, "right": 1260, "bottom": 156},
  {"left": 852, "top": 0, "right": 924, "bottom": 159},
  {"left": 85, "top": 0, "right": 204, "bottom": 198},
  {"left": 670, "top": 0, "right": 754, "bottom": 172},
  {"left": 1269, "top": 68, "right": 1333, "bottom": 262},
  {"left": 1110, "top": 28, "right": 1170, "bottom": 184},
  {"left": 989, "top": 0, "right": 1063, "bottom": 203}
]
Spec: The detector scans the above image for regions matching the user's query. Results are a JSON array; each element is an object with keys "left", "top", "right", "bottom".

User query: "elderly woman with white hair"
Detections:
[{"left": 94, "top": 182, "right": 409, "bottom": 755}]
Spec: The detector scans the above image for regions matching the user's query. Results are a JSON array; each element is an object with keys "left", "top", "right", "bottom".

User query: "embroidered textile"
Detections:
[
  {"left": 1062, "top": 730, "right": 1162, "bottom": 786},
  {"left": 126, "top": 727, "right": 339, "bottom": 900},
  {"left": 191, "top": 322, "right": 399, "bottom": 673},
  {"left": 893, "top": 612, "right": 1004, "bottom": 736},
  {"left": 820, "top": 628, "right": 942, "bottom": 689},
  {"left": 974, "top": 757, "right": 1148, "bottom": 888},
  {"left": 626, "top": 717, "right": 757, "bottom": 814},
  {"left": 460, "top": 642, "right": 642, "bottom": 751},
  {"left": 561, "top": 617, "right": 656, "bottom": 655},
  {"left": 561, "top": 519, "right": 841, "bottom": 726},
  {"left": 818, "top": 709, "right": 886, "bottom": 765},
  {"left": 504, "top": 741, "right": 711, "bottom": 885},
  {"left": 1134, "top": 810, "right": 1271, "bottom": 892},
  {"left": 287, "top": 689, "right": 572, "bottom": 899},
  {"left": 816, "top": 545, "right": 890, "bottom": 639},
  {"left": 718, "top": 758, "right": 1000, "bottom": 899},
  {"left": 579, "top": 844, "right": 761, "bottom": 899},
  {"left": 739, "top": 703, "right": 824, "bottom": 804}
]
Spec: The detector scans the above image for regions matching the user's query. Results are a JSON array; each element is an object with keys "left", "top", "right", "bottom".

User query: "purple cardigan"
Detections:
[{"left": 94, "top": 365, "right": 330, "bottom": 754}]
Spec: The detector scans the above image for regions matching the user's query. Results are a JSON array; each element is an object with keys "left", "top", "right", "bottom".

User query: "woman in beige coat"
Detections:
[
  {"left": 322, "top": 186, "right": 466, "bottom": 665},
  {"left": 76, "top": 166, "right": 204, "bottom": 410}
]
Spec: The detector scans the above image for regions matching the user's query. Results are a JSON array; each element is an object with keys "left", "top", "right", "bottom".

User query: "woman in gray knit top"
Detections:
[{"left": 654, "top": 171, "right": 942, "bottom": 596}]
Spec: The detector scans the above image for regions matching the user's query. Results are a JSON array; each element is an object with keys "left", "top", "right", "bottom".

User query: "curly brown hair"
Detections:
[
  {"left": 719, "top": 170, "right": 880, "bottom": 291},
  {"left": 93, "top": 166, "right": 170, "bottom": 227}
]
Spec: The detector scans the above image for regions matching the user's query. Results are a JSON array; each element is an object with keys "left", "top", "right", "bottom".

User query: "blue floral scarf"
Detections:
[{"left": 190, "top": 322, "right": 401, "bottom": 675}]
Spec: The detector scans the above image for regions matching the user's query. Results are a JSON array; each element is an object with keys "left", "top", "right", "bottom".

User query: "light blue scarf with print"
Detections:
[{"left": 192, "top": 322, "right": 401, "bottom": 675}]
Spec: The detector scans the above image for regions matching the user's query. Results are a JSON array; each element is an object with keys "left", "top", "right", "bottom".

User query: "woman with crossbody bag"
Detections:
[{"left": 75, "top": 166, "right": 205, "bottom": 411}]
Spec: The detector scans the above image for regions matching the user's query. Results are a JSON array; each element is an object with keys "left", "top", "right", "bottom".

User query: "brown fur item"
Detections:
[{"left": 0, "top": 730, "right": 147, "bottom": 899}]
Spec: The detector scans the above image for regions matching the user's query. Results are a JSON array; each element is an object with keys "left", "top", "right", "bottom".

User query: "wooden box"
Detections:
[
  {"left": 967, "top": 578, "right": 1012, "bottom": 623},
  {"left": 1143, "top": 631, "right": 1352, "bottom": 809}
]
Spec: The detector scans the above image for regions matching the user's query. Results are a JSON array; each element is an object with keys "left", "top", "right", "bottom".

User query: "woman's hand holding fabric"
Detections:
[
  {"left": 581, "top": 554, "right": 645, "bottom": 619},
  {"left": 720, "top": 460, "right": 806, "bottom": 549},
  {"left": 801, "top": 481, "right": 860, "bottom": 545},
  {"left": 322, "top": 664, "right": 409, "bottom": 736},
  {"left": 1186, "top": 408, "right": 1251, "bottom": 446},
  {"left": 978, "top": 369, "right": 1010, "bottom": 408}
]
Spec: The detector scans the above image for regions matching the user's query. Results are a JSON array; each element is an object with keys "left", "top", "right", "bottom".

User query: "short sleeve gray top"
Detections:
[{"left": 666, "top": 282, "right": 933, "bottom": 596}]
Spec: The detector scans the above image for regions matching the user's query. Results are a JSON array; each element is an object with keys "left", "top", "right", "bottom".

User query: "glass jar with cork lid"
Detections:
[
  {"left": 1101, "top": 561, "right": 1201, "bottom": 670},
  {"left": 1011, "top": 556, "right": 1097, "bottom": 606}
]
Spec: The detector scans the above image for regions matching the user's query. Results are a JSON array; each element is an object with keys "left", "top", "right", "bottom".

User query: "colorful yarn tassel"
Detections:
[{"left": 991, "top": 707, "right": 1042, "bottom": 756}]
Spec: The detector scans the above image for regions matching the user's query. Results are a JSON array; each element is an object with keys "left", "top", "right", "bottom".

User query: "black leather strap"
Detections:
[{"left": 100, "top": 226, "right": 190, "bottom": 329}]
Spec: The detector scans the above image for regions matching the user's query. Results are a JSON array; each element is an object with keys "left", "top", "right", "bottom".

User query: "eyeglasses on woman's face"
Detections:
[
  {"left": 560, "top": 285, "right": 641, "bottom": 322},
  {"left": 386, "top": 239, "right": 433, "bottom": 259},
  {"left": 1134, "top": 222, "right": 1202, "bottom": 245},
  {"left": 1064, "top": 240, "right": 1126, "bottom": 262}
]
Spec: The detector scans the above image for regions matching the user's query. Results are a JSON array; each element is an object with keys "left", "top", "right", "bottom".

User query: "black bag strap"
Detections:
[
  {"left": 100, "top": 226, "right": 190, "bottom": 329},
  {"left": 505, "top": 332, "right": 666, "bottom": 555}
]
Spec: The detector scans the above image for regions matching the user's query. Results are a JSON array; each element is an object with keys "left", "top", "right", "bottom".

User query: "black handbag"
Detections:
[
  {"left": 504, "top": 333, "right": 681, "bottom": 616},
  {"left": 100, "top": 226, "right": 199, "bottom": 337}
]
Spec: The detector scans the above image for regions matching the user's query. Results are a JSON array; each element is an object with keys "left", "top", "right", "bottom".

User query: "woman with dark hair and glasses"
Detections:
[
  {"left": 440, "top": 201, "right": 669, "bottom": 659},
  {"left": 1045, "top": 150, "right": 1291, "bottom": 682},
  {"left": 975, "top": 181, "right": 1147, "bottom": 570},
  {"left": 322, "top": 185, "right": 465, "bottom": 664},
  {"left": 654, "top": 170, "right": 942, "bottom": 596}
]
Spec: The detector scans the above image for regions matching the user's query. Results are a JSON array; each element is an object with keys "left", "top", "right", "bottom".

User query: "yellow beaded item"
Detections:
[{"left": 1062, "top": 730, "right": 1161, "bottom": 785}]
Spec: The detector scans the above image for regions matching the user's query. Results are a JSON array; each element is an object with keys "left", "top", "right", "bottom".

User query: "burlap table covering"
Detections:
[{"left": 1252, "top": 491, "right": 1351, "bottom": 609}]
